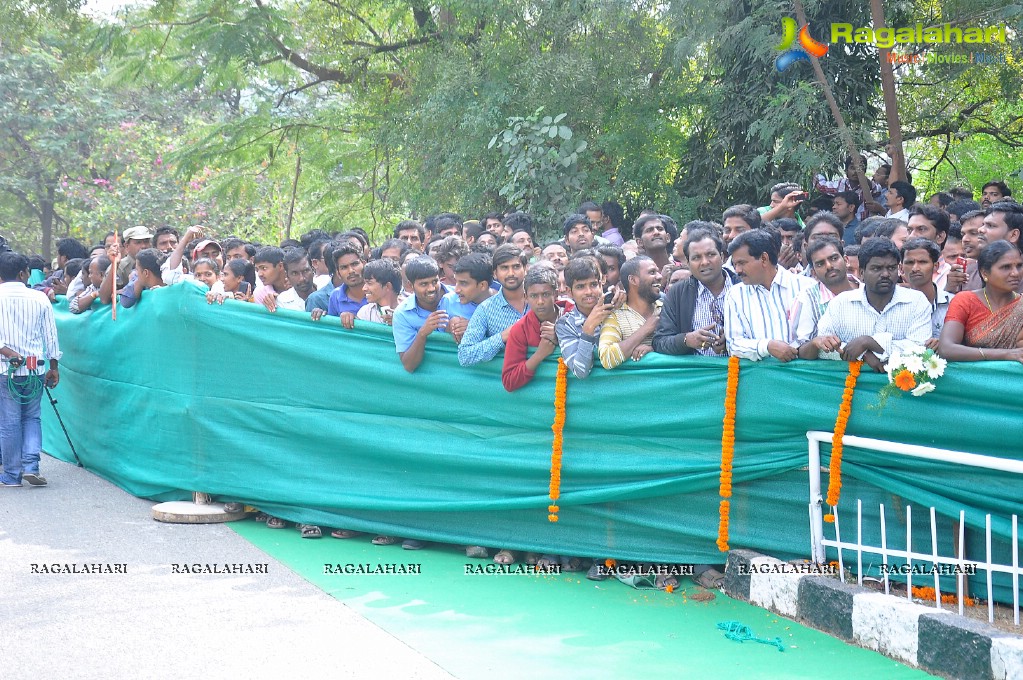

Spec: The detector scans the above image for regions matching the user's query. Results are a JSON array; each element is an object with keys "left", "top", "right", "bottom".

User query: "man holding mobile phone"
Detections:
[{"left": 0, "top": 251, "right": 61, "bottom": 488}]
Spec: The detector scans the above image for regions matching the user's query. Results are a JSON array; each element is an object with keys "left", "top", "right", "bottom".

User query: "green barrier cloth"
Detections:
[{"left": 44, "top": 285, "right": 1022, "bottom": 593}]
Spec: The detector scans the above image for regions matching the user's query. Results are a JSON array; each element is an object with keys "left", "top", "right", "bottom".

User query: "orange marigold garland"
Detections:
[
  {"left": 718, "top": 356, "right": 740, "bottom": 551},
  {"left": 911, "top": 586, "right": 976, "bottom": 607},
  {"left": 825, "top": 360, "right": 862, "bottom": 521},
  {"left": 548, "top": 357, "right": 569, "bottom": 522}
]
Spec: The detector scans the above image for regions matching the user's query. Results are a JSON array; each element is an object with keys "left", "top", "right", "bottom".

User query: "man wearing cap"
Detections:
[
  {"left": 116, "top": 226, "right": 153, "bottom": 289},
  {"left": 192, "top": 238, "right": 224, "bottom": 269}
]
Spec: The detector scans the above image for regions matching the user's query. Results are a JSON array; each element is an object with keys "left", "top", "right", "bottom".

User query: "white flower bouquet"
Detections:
[{"left": 878, "top": 345, "right": 947, "bottom": 406}]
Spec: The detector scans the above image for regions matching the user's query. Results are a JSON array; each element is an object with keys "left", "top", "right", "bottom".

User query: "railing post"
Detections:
[{"left": 807, "top": 432, "right": 826, "bottom": 564}]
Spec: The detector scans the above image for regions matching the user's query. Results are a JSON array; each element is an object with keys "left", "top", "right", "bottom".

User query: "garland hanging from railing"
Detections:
[
  {"left": 824, "top": 360, "right": 862, "bottom": 523},
  {"left": 717, "top": 356, "right": 740, "bottom": 551},
  {"left": 548, "top": 357, "right": 569, "bottom": 522}
]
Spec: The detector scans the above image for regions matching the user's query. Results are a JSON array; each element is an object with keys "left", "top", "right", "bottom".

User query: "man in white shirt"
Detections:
[
  {"left": 0, "top": 252, "right": 61, "bottom": 487},
  {"left": 801, "top": 238, "right": 931, "bottom": 371},
  {"left": 885, "top": 181, "right": 916, "bottom": 222},
  {"left": 269, "top": 249, "right": 315, "bottom": 312},
  {"left": 724, "top": 229, "right": 815, "bottom": 361}
]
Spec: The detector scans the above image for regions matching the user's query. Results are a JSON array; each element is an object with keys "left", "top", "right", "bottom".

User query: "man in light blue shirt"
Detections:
[
  {"left": 443, "top": 253, "right": 496, "bottom": 344},
  {"left": 458, "top": 245, "right": 530, "bottom": 366},
  {"left": 393, "top": 256, "right": 452, "bottom": 373}
]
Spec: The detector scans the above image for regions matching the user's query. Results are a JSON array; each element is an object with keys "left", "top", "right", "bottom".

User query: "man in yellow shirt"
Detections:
[{"left": 598, "top": 256, "right": 662, "bottom": 369}]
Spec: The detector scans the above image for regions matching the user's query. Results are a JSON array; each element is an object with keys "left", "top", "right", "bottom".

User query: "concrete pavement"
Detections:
[{"left": 0, "top": 456, "right": 455, "bottom": 680}]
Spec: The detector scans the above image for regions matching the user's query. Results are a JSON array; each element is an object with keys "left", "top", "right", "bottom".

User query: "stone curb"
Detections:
[{"left": 723, "top": 550, "right": 1023, "bottom": 680}]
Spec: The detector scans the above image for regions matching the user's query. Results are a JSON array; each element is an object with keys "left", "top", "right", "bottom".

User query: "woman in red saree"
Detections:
[{"left": 939, "top": 240, "right": 1023, "bottom": 361}]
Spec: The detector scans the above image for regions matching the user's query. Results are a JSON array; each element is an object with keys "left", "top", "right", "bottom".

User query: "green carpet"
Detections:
[{"left": 231, "top": 521, "right": 937, "bottom": 679}]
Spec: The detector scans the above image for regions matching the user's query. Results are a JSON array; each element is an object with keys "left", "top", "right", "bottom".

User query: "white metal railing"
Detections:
[{"left": 806, "top": 430, "right": 1021, "bottom": 627}]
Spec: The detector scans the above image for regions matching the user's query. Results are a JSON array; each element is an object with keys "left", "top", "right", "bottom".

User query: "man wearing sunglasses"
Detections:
[{"left": 653, "top": 224, "right": 738, "bottom": 356}]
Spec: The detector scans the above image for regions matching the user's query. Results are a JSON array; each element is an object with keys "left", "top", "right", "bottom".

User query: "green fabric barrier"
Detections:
[{"left": 43, "top": 284, "right": 1021, "bottom": 599}]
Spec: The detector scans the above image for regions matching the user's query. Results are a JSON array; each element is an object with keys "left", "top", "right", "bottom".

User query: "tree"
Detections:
[{"left": 0, "top": 41, "right": 122, "bottom": 257}]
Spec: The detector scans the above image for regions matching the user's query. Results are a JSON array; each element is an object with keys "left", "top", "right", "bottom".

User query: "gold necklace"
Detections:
[{"left": 984, "top": 286, "right": 1019, "bottom": 311}]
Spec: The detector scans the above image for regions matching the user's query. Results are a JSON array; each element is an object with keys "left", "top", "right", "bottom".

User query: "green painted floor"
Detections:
[{"left": 231, "top": 521, "right": 937, "bottom": 680}]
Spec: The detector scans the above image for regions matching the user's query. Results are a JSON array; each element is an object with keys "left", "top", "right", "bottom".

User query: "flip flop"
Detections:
[
  {"left": 299, "top": 524, "right": 322, "bottom": 539},
  {"left": 266, "top": 516, "right": 287, "bottom": 529},
  {"left": 656, "top": 574, "right": 679, "bottom": 591},
  {"left": 372, "top": 535, "right": 398, "bottom": 546},
  {"left": 330, "top": 529, "right": 363, "bottom": 539},
  {"left": 693, "top": 567, "right": 725, "bottom": 589},
  {"left": 493, "top": 549, "right": 516, "bottom": 565},
  {"left": 536, "top": 554, "right": 560, "bottom": 569},
  {"left": 465, "top": 545, "right": 489, "bottom": 559}
]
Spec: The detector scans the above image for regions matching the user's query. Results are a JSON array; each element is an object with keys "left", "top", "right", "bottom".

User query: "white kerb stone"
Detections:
[
  {"left": 747, "top": 556, "right": 803, "bottom": 617},
  {"left": 991, "top": 635, "right": 1023, "bottom": 680},
  {"left": 851, "top": 591, "right": 947, "bottom": 665}
]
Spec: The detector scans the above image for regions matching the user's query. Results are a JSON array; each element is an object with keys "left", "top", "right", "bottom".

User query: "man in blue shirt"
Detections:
[
  {"left": 457, "top": 245, "right": 530, "bottom": 366},
  {"left": 393, "top": 256, "right": 450, "bottom": 373},
  {"left": 444, "top": 253, "right": 495, "bottom": 344},
  {"left": 326, "top": 243, "right": 368, "bottom": 319}
]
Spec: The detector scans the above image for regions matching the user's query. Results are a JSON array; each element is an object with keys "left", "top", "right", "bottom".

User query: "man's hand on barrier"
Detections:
[
  {"left": 841, "top": 335, "right": 883, "bottom": 363},
  {"left": 262, "top": 291, "right": 278, "bottom": 313},
  {"left": 862, "top": 350, "right": 884, "bottom": 373},
  {"left": 340, "top": 312, "right": 356, "bottom": 329},
  {"left": 766, "top": 340, "right": 797, "bottom": 362},
  {"left": 310, "top": 308, "right": 326, "bottom": 321}
]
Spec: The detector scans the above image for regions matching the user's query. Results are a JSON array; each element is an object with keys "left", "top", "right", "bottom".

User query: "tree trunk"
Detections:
[
  {"left": 870, "top": 0, "right": 906, "bottom": 183},
  {"left": 791, "top": 1, "right": 873, "bottom": 199},
  {"left": 40, "top": 186, "right": 54, "bottom": 261}
]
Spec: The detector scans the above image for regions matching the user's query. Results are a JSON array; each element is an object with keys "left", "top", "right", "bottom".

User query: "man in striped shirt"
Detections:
[
  {"left": 0, "top": 252, "right": 61, "bottom": 487},
  {"left": 724, "top": 229, "right": 815, "bottom": 361},
  {"left": 599, "top": 256, "right": 663, "bottom": 368}
]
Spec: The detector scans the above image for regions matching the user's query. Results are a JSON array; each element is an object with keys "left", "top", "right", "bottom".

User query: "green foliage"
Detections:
[
  {"left": 488, "top": 109, "right": 587, "bottom": 229},
  {"left": 57, "top": 119, "right": 275, "bottom": 243},
  {"left": 4, "top": 0, "right": 1023, "bottom": 254}
]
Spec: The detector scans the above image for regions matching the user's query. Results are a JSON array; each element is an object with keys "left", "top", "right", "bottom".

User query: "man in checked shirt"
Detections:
[{"left": 0, "top": 251, "right": 61, "bottom": 487}]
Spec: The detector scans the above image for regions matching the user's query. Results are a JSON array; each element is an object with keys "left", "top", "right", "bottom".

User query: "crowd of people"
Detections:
[{"left": 12, "top": 161, "right": 1023, "bottom": 591}]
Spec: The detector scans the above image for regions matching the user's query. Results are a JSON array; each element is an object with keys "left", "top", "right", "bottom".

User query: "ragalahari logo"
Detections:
[{"left": 775, "top": 17, "right": 829, "bottom": 72}]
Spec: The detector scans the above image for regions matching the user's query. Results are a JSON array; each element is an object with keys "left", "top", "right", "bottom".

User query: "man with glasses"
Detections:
[
  {"left": 653, "top": 224, "right": 738, "bottom": 356},
  {"left": 800, "top": 238, "right": 930, "bottom": 371},
  {"left": 724, "top": 229, "right": 814, "bottom": 361}
]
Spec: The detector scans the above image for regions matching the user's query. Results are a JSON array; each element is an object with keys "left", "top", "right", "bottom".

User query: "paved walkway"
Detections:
[
  {"left": 1, "top": 456, "right": 938, "bottom": 680},
  {"left": 0, "top": 458, "right": 453, "bottom": 680}
]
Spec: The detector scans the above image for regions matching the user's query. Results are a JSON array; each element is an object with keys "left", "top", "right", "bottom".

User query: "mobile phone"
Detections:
[
  {"left": 238, "top": 281, "right": 252, "bottom": 296},
  {"left": 955, "top": 256, "right": 968, "bottom": 269},
  {"left": 603, "top": 290, "right": 615, "bottom": 304}
]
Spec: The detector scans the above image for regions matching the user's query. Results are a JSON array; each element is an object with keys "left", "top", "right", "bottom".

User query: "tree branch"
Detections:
[
  {"left": 0, "top": 186, "right": 43, "bottom": 221},
  {"left": 276, "top": 78, "right": 329, "bottom": 106},
  {"left": 252, "top": 0, "right": 355, "bottom": 84}
]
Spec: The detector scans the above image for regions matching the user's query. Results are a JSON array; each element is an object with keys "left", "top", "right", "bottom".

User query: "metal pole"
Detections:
[
  {"left": 807, "top": 434, "right": 826, "bottom": 563},
  {"left": 45, "top": 386, "right": 83, "bottom": 468}
]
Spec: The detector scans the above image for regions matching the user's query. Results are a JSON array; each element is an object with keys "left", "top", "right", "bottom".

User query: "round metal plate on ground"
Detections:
[{"left": 151, "top": 501, "right": 248, "bottom": 524}]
